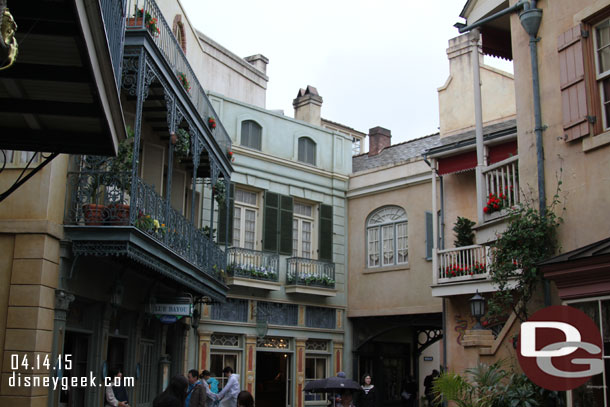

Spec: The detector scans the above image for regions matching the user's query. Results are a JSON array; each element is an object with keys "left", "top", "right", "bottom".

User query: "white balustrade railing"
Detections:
[
  {"left": 482, "top": 155, "right": 519, "bottom": 216},
  {"left": 436, "top": 245, "right": 490, "bottom": 283}
]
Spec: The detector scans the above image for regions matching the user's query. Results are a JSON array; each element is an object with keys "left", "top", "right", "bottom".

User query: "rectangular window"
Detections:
[
  {"left": 233, "top": 189, "right": 258, "bottom": 249},
  {"left": 305, "top": 356, "right": 328, "bottom": 402},
  {"left": 396, "top": 222, "right": 408, "bottom": 264},
  {"left": 292, "top": 202, "right": 315, "bottom": 258},
  {"left": 382, "top": 224, "right": 395, "bottom": 266},
  {"left": 305, "top": 306, "right": 336, "bottom": 329},
  {"left": 595, "top": 18, "right": 610, "bottom": 129},
  {"left": 368, "top": 227, "right": 380, "bottom": 267},
  {"left": 210, "top": 352, "right": 239, "bottom": 391}
]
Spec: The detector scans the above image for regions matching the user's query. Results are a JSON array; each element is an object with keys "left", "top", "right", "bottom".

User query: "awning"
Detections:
[{"left": 437, "top": 140, "right": 517, "bottom": 176}]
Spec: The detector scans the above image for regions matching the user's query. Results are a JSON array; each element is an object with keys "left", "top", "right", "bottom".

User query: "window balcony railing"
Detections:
[
  {"left": 482, "top": 155, "right": 520, "bottom": 220},
  {"left": 124, "top": 0, "right": 231, "bottom": 154},
  {"left": 100, "top": 0, "right": 127, "bottom": 90},
  {"left": 226, "top": 247, "right": 279, "bottom": 282},
  {"left": 64, "top": 158, "right": 225, "bottom": 281},
  {"left": 286, "top": 258, "right": 335, "bottom": 289},
  {"left": 435, "top": 245, "right": 490, "bottom": 285}
]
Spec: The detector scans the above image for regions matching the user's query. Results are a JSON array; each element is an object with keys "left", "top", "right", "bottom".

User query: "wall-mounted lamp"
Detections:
[{"left": 469, "top": 290, "right": 486, "bottom": 330}]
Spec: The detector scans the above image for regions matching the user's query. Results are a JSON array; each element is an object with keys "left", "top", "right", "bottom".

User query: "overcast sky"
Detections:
[{"left": 180, "top": 0, "right": 512, "bottom": 146}]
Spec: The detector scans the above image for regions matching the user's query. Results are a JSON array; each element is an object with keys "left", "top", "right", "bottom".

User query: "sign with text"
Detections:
[{"left": 152, "top": 303, "right": 192, "bottom": 316}]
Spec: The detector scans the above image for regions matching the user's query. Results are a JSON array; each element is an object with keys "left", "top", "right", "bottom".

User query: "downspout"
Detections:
[{"left": 519, "top": 1, "right": 550, "bottom": 306}]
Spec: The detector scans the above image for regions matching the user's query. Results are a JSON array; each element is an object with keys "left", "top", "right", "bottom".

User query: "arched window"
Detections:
[
  {"left": 298, "top": 137, "right": 316, "bottom": 165},
  {"left": 241, "top": 120, "right": 262, "bottom": 150},
  {"left": 172, "top": 15, "right": 186, "bottom": 54},
  {"left": 366, "top": 206, "right": 408, "bottom": 267}
]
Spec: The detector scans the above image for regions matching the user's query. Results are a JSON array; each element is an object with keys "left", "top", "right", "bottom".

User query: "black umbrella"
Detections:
[{"left": 303, "top": 374, "right": 360, "bottom": 393}]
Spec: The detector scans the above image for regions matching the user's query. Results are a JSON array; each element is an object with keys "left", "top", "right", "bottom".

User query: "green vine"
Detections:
[{"left": 487, "top": 181, "right": 563, "bottom": 322}]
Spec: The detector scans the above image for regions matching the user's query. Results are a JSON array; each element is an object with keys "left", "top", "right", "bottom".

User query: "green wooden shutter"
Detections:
[
  {"left": 217, "top": 183, "right": 234, "bottom": 245},
  {"left": 279, "top": 195, "right": 293, "bottom": 255},
  {"left": 318, "top": 204, "right": 333, "bottom": 261},
  {"left": 425, "top": 211, "right": 433, "bottom": 260},
  {"left": 263, "top": 192, "right": 279, "bottom": 252}
]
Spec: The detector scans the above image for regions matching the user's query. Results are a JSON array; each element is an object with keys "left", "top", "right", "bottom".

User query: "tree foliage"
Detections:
[
  {"left": 454, "top": 216, "right": 476, "bottom": 247},
  {"left": 487, "top": 182, "right": 563, "bottom": 322}
]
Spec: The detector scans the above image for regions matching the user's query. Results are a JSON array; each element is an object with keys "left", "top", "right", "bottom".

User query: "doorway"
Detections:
[
  {"left": 59, "top": 331, "right": 90, "bottom": 407},
  {"left": 255, "top": 352, "right": 291, "bottom": 407}
]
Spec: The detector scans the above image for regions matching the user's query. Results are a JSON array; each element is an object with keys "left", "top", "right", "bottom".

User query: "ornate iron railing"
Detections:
[
  {"left": 482, "top": 155, "right": 520, "bottom": 218},
  {"left": 436, "top": 245, "right": 489, "bottom": 284},
  {"left": 226, "top": 247, "right": 279, "bottom": 282},
  {"left": 286, "top": 258, "right": 335, "bottom": 289},
  {"left": 100, "top": 0, "right": 127, "bottom": 89},
  {"left": 64, "top": 156, "right": 225, "bottom": 281},
  {"left": 124, "top": 0, "right": 231, "bottom": 153}
]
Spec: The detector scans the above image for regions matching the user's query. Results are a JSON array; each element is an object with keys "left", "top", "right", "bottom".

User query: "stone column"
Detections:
[
  {"left": 295, "top": 338, "right": 307, "bottom": 407},
  {"left": 245, "top": 335, "right": 257, "bottom": 396}
]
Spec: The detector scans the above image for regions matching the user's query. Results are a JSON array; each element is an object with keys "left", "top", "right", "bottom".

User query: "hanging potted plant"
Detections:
[
  {"left": 175, "top": 128, "right": 190, "bottom": 161},
  {"left": 208, "top": 117, "right": 216, "bottom": 130},
  {"left": 212, "top": 180, "right": 226, "bottom": 207}
]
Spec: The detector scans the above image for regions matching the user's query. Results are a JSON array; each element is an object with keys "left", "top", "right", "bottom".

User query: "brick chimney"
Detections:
[
  {"left": 368, "top": 127, "right": 391, "bottom": 156},
  {"left": 293, "top": 85, "right": 323, "bottom": 126},
  {"left": 244, "top": 54, "right": 269, "bottom": 74}
]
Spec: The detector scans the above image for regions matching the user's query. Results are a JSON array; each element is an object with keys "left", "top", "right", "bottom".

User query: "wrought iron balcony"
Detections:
[
  {"left": 64, "top": 156, "right": 225, "bottom": 285},
  {"left": 286, "top": 258, "right": 336, "bottom": 290},
  {"left": 226, "top": 248, "right": 279, "bottom": 282},
  {"left": 124, "top": 0, "right": 231, "bottom": 154},
  {"left": 101, "top": 0, "right": 127, "bottom": 89}
]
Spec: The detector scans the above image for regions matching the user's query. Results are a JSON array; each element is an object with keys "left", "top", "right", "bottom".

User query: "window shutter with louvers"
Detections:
[
  {"left": 425, "top": 211, "right": 433, "bottom": 260},
  {"left": 217, "top": 183, "right": 234, "bottom": 245},
  {"left": 263, "top": 192, "right": 279, "bottom": 252},
  {"left": 557, "top": 25, "right": 591, "bottom": 141},
  {"left": 279, "top": 195, "right": 293, "bottom": 255},
  {"left": 318, "top": 204, "right": 333, "bottom": 261}
]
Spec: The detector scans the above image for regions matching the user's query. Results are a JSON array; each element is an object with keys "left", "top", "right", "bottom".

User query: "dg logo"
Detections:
[{"left": 517, "top": 305, "right": 603, "bottom": 391}]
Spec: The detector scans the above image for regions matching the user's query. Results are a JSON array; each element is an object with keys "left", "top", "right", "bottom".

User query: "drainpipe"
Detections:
[
  {"left": 519, "top": 1, "right": 550, "bottom": 306},
  {"left": 519, "top": 2, "right": 546, "bottom": 215}
]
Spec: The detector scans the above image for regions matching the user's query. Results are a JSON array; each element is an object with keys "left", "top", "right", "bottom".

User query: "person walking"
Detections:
[
  {"left": 153, "top": 375, "right": 188, "bottom": 407},
  {"left": 186, "top": 369, "right": 206, "bottom": 407},
  {"left": 216, "top": 366, "right": 240, "bottom": 407},
  {"left": 356, "top": 374, "right": 377, "bottom": 407},
  {"left": 200, "top": 370, "right": 218, "bottom": 406},
  {"left": 423, "top": 370, "right": 439, "bottom": 407}
]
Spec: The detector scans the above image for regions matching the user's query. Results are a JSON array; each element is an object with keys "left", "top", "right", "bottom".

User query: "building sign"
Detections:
[{"left": 152, "top": 303, "right": 192, "bottom": 316}]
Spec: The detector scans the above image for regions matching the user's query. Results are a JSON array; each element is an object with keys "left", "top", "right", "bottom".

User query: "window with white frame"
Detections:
[
  {"left": 232, "top": 188, "right": 258, "bottom": 249},
  {"left": 305, "top": 340, "right": 329, "bottom": 402},
  {"left": 241, "top": 120, "right": 262, "bottom": 150},
  {"left": 293, "top": 202, "right": 315, "bottom": 258},
  {"left": 367, "top": 206, "right": 408, "bottom": 268},
  {"left": 210, "top": 352, "right": 240, "bottom": 391},
  {"left": 298, "top": 137, "right": 316, "bottom": 165},
  {"left": 566, "top": 297, "right": 609, "bottom": 406},
  {"left": 594, "top": 18, "right": 610, "bottom": 130}
]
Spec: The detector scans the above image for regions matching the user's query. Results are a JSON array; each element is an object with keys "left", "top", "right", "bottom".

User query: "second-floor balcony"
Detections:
[
  {"left": 286, "top": 257, "right": 336, "bottom": 297},
  {"left": 226, "top": 247, "right": 280, "bottom": 291},
  {"left": 64, "top": 156, "right": 228, "bottom": 301}
]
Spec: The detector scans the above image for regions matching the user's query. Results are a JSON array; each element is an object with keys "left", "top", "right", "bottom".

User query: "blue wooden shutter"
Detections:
[
  {"left": 318, "top": 204, "right": 333, "bottom": 261},
  {"left": 425, "top": 211, "right": 433, "bottom": 260}
]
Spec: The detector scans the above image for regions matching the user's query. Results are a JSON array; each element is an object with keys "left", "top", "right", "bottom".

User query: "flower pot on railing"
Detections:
[
  {"left": 107, "top": 203, "right": 130, "bottom": 225},
  {"left": 83, "top": 203, "right": 107, "bottom": 226}
]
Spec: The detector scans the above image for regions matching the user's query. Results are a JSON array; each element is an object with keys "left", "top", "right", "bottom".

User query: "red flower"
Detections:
[
  {"left": 208, "top": 117, "right": 216, "bottom": 129},
  {"left": 483, "top": 207, "right": 489, "bottom": 213}
]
